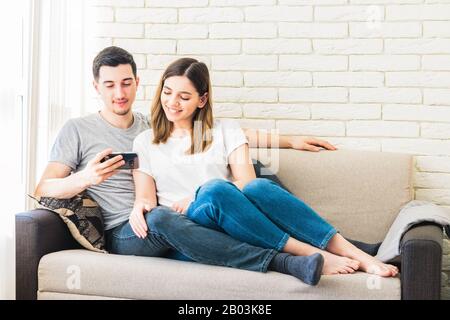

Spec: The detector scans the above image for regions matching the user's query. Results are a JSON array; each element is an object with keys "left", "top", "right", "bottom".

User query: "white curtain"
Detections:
[
  {"left": 0, "top": 0, "right": 29, "bottom": 300},
  {"left": 34, "top": 0, "right": 91, "bottom": 190},
  {"left": 0, "top": 0, "right": 89, "bottom": 299}
]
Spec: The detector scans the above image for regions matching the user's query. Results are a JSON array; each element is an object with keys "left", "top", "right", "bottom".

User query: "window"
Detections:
[
  {"left": 0, "top": 0, "right": 91, "bottom": 299},
  {"left": 0, "top": 0, "right": 30, "bottom": 300},
  {"left": 34, "top": 0, "right": 92, "bottom": 187}
]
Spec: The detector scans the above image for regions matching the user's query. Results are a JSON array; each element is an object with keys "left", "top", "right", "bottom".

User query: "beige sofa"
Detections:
[{"left": 16, "top": 149, "right": 444, "bottom": 300}]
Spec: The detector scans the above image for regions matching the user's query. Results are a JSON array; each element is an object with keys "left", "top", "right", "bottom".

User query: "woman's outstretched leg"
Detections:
[
  {"left": 186, "top": 179, "right": 359, "bottom": 275},
  {"left": 242, "top": 178, "right": 397, "bottom": 277},
  {"left": 242, "top": 178, "right": 339, "bottom": 249}
]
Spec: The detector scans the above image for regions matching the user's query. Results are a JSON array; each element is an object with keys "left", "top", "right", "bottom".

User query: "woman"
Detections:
[{"left": 131, "top": 58, "right": 398, "bottom": 284}]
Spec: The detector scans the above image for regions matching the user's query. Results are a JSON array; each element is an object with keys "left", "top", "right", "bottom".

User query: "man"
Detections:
[{"left": 34, "top": 46, "right": 343, "bottom": 285}]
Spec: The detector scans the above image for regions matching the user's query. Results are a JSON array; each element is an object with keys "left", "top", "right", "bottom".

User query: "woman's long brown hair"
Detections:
[{"left": 151, "top": 58, "right": 213, "bottom": 154}]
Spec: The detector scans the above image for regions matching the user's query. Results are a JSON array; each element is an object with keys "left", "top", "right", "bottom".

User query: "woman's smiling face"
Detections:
[{"left": 160, "top": 75, "right": 208, "bottom": 128}]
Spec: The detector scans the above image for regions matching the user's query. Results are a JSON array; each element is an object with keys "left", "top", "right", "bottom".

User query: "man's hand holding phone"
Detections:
[{"left": 80, "top": 148, "right": 125, "bottom": 187}]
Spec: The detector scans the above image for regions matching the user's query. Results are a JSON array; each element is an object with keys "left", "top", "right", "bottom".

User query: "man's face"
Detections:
[{"left": 94, "top": 64, "right": 139, "bottom": 116}]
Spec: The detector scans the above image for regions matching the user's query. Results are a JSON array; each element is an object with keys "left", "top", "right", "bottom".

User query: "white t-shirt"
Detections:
[{"left": 133, "top": 119, "right": 248, "bottom": 207}]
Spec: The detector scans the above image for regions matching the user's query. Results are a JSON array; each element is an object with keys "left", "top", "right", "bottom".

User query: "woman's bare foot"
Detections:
[
  {"left": 327, "top": 233, "right": 398, "bottom": 277},
  {"left": 282, "top": 236, "right": 360, "bottom": 275},
  {"left": 355, "top": 254, "right": 398, "bottom": 277},
  {"left": 320, "top": 251, "right": 360, "bottom": 275}
]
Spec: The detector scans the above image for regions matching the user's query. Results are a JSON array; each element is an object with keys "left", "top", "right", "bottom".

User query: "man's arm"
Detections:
[
  {"left": 34, "top": 162, "right": 88, "bottom": 199},
  {"left": 34, "top": 148, "right": 125, "bottom": 199},
  {"left": 243, "top": 128, "right": 337, "bottom": 152}
]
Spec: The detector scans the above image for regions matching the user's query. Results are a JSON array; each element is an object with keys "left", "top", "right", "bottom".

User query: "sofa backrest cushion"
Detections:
[{"left": 251, "top": 149, "right": 413, "bottom": 243}]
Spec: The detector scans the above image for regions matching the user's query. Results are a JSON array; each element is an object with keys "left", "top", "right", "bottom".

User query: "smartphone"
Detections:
[{"left": 101, "top": 152, "right": 139, "bottom": 170}]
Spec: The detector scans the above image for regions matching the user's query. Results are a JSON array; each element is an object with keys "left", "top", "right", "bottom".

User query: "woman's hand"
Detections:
[
  {"left": 172, "top": 196, "right": 193, "bottom": 215},
  {"left": 288, "top": 136, "right": 337, "bottom": 152},
  {"left": 131, "top": 170, "right": 157, "bottom": 238},
  {"left": 129, "top": 202, "right": 152, "bottom": 239}
]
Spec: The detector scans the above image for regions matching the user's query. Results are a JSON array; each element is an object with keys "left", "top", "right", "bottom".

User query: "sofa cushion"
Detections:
[
  {"left": 251, "top": 149, "right": 413, "bottom": 243},
  {"left": 38, "top": 292, "right": 126, "bottom": 300},
  {"left": 33, "top": 194, "right": 107, "bottom": 253},
  {"left": 38, "top": 250, "right": 400, "bottom": 300}
]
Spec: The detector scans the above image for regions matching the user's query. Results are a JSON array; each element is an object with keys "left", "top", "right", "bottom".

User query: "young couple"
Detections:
[{"left": 35, "top": 46, "right": 397, "bottom": 286}]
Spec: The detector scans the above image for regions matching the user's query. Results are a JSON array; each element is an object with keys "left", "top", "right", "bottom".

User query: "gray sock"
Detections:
[{"left": 268, "top": 253, "right": 324, "bottom": 286}]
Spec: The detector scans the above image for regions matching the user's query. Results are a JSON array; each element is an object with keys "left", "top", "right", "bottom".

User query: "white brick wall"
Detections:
[{"left": 88, "top": 1, "right": 450, "bottom": 297}]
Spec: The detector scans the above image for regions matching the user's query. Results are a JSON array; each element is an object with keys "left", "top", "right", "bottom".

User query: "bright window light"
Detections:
[{"left": 0, "top": 0, "right": 29, "bottom": 300}]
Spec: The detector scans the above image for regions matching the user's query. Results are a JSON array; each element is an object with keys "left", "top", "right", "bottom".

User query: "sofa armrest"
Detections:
[
  {"left": 15, "top": 209, "right": 81, "bottom": 300},
  {"left": 400, "top": 222, "right": 443, "bottom": 300}
]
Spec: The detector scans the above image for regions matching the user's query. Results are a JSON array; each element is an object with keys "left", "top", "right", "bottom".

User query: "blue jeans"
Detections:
[
  {"left": 186, "top": 178, "right": 337, "bottom": 251},
  {"left": 106, "top": 206, "right": 276, "bottom": 272}
]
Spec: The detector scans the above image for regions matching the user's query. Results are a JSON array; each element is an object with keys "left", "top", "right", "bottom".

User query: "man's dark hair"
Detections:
[{"left": 92, "top": 46, "right": 137, "bottom": 81}]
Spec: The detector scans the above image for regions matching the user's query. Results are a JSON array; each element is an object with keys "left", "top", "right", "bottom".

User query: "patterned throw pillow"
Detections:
[{"left": 32, "top": 193, "right": 107, "bottom": 253}]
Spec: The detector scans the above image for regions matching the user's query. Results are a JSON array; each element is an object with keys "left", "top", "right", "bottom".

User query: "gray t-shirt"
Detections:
[{"left": 49, "top": 111, "right": 150, "bottom": 230}]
